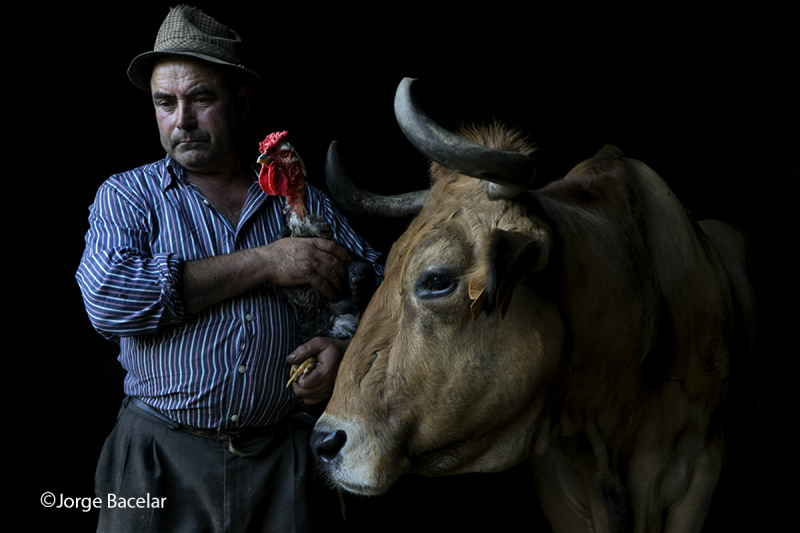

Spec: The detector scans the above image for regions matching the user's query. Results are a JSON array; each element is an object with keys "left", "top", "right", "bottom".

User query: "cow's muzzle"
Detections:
[
  {"left": 311, "top": 414, "right": 407, "bottom": 496},
  {"left": 310, "top": 427, "right": 347, "bottom": 465}
]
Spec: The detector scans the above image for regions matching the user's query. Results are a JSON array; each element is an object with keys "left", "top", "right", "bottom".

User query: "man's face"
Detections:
[{"left": 150, "top": 58, "right": 246, "bottom": 173}]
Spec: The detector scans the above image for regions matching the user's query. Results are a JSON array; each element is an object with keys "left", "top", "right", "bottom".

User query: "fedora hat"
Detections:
[{"left": 127, "top": 4, "right": 261, "bottom": 91}]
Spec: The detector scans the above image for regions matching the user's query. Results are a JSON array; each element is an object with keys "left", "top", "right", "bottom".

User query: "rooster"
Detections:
[{"left": 257, "top": 131, "right": 377, "bottom": 387}]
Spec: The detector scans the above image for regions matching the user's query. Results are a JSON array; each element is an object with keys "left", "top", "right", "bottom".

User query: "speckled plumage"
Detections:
[
  {"left": 273, "top": 215, "right": 377, "bottom": 343},
  {"left": 258, "top": 132, "right": 377, "bottom": 343}
]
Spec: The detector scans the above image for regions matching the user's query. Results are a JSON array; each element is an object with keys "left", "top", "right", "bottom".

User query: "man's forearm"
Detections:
[
  {"left": 182, "top": 247, "right": 269, "bottom": 314},
  {"left": 181, "top": 237, "right": 352, "bottom": 315}
]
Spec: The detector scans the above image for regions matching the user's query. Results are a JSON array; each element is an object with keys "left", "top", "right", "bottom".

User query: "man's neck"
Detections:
[{"left": 185, "top": 161, "right": 254, "bottom": 227}]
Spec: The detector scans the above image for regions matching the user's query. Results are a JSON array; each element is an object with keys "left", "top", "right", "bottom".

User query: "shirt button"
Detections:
[
  {"left": 230, "top": 414, "right": 239, "bottom": 422},
  {"left": 203, "top": 199, "right": 210, "bottom": 206},
  {"left": 245, "top": 313, "right": 254, "bottom": 322},
  {"left": 238, "top": 365, "right": 247, "bottom": 374}
]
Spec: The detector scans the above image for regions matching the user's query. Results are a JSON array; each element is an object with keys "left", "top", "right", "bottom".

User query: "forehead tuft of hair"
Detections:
[
  {"left": 428, "top": 122, "right": 536, "bottom": 181},
  {"left": 458, "top": 122, "right": 536, "bottom": 156}
]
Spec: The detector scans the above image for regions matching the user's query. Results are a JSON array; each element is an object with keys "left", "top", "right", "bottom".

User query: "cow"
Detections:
[{"left": 311, "top": 78, "right": 756, "bottom": 532}]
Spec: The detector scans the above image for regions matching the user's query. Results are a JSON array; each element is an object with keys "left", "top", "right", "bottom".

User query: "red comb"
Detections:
[{"left": 259, "top": 131, "right": 289, "bottom": 154}]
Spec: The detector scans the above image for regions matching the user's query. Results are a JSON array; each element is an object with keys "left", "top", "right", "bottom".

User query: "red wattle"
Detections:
[
  {"left": 258, "top": 162, "right": 306, "bottom": 202},
  {"left": 257, "top": 164, "right": 272, "bottom": 195}
]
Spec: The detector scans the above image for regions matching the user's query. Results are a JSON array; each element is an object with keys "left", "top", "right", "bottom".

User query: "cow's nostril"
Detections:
[{"left": 310, "top": 429, "right": 347, "bottom": 463}]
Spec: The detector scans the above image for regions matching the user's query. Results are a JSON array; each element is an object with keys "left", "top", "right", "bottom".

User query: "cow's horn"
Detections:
[
  {"left": 394, "top": 77, "right": 535, "bottom": 199},
  {"left": 325, "top": 141, "right": 429, "bottom": 218}
]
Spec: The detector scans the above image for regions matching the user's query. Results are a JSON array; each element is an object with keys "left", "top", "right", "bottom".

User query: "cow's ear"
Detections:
[{"left": 475, "top": 229, "right": 550, "bottom": 319}]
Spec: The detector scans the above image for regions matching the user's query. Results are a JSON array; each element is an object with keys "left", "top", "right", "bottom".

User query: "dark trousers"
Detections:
[{"left": 95, "top": 398, "right": 344, "bottom": 533}]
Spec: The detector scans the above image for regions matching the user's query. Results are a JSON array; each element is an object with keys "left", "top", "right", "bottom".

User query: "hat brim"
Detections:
[{"left": 127, "top": 50, "right": 262, "bottom": 92}]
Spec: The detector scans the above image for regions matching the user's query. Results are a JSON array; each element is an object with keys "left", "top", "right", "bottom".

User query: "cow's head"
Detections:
[{"left": 311, "top": 79, "right": 565, "bottom": 496}]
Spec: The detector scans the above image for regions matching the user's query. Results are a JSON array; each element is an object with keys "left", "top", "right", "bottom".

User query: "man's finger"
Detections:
[{"left": 312, "top": 238, "right": 352, "bottom": 263}]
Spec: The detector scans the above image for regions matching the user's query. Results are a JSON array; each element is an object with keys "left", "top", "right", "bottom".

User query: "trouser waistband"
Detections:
[{"left": 123, "top": 396, "right": 310, "bottom": 458}]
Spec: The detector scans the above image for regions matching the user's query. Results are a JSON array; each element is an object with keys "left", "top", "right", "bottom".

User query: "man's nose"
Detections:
[{"left": 175, "top": 102, "right": 197, "bottom": 130}]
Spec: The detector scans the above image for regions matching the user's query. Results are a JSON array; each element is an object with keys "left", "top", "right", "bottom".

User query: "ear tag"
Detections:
[{"left": 469, "top": 280, "right": 486, "bottom": 321}]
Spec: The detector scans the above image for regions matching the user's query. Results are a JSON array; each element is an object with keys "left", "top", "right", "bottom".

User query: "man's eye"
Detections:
[{"left": 193, "top": 96, "right": 215, "bottom": 107}]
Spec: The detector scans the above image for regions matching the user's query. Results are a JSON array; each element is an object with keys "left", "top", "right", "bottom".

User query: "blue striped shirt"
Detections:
[{"left": 76, "top": 155, "right": 383, "bottom": 430}]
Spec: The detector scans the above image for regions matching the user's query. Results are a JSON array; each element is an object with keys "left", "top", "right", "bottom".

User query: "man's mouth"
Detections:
[{"left": 173, "top": 134, "right": 210, "bottom": 147}]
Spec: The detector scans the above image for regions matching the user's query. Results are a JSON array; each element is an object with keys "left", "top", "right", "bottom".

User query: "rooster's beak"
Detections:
[{"left": 257, "top": 153, "right": 271, "bottom": 165}]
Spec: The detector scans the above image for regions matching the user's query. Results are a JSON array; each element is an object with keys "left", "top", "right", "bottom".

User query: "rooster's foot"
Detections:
[{"left": 285, "top": 357, "right": 318, "bottom": 388}]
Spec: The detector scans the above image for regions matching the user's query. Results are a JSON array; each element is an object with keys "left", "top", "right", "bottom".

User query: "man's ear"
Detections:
[{"left": 472, "top": 229, "right": 550, "bottom": 319}]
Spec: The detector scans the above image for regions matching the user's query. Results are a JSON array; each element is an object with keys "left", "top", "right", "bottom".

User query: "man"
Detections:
[{"left": 76, "top": 6, "right": 382, "bottom": 532}]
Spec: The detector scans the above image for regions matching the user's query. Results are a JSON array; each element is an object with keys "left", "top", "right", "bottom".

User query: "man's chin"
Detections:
[{"left": 170, "top": 147, "right": 215, "bottom": 171}]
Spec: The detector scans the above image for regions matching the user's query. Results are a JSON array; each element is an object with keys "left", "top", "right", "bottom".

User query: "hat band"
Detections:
[{"left": 156, "top": 41, "right": 241, "bottom": 64}]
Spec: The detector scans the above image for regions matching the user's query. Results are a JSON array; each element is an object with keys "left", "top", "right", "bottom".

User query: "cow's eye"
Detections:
[{"left": 415, "top": 270, "right": 457, "bottom": 299}]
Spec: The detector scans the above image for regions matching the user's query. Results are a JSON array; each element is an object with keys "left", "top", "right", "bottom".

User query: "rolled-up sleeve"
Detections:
[{"left": 76, "top": 180, "right": 187, "bottom": 341}]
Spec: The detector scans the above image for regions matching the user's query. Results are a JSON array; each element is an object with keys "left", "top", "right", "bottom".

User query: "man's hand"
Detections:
[
  {"left": 287, "top": 337, "right": 350, "bottom": 405},
  {"left": 261, "top": 237, "right": 351, "bottom": 300}
]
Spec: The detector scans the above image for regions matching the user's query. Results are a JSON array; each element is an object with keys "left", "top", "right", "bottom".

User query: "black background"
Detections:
[{"left": 27, "top": 2, "right": 795, "bottom": 531}]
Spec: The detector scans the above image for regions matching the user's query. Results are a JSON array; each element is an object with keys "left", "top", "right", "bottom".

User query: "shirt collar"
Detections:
[
  {"left": 160, "top": 154, "right": 262, "bottom": 190},
  {"left": 161, "top": 154, "right": 185, "bottom": 190}
]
